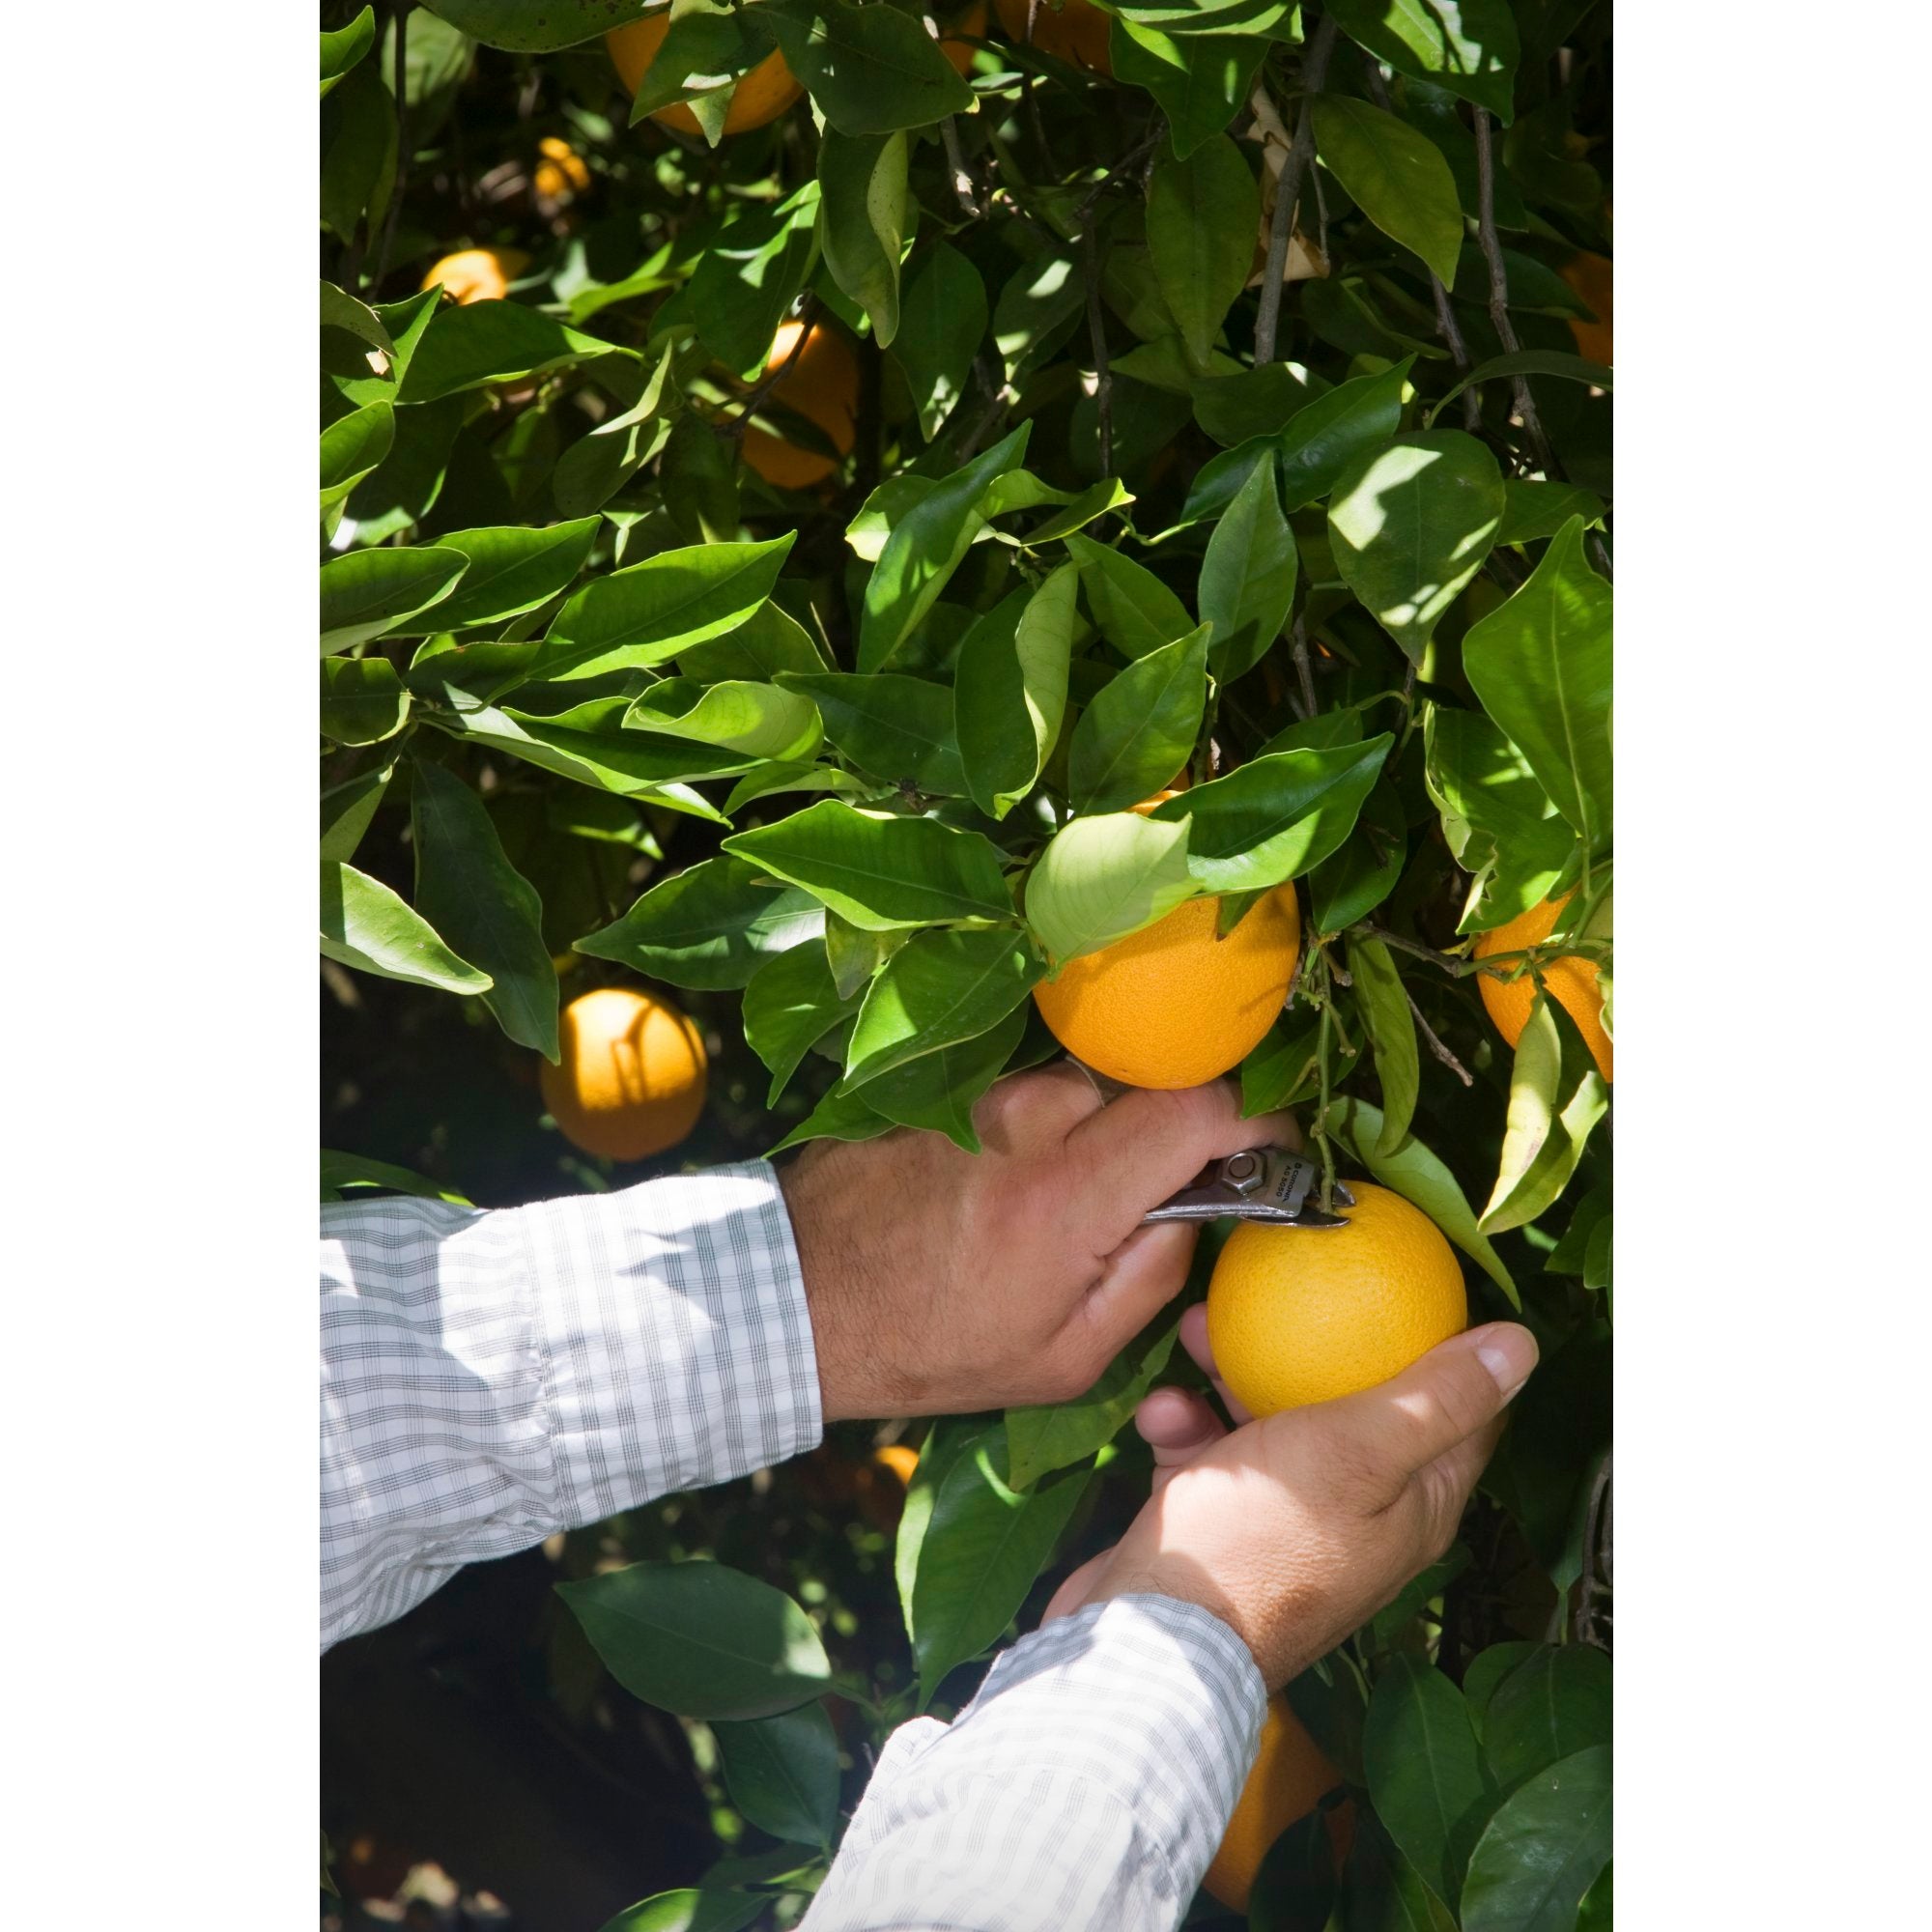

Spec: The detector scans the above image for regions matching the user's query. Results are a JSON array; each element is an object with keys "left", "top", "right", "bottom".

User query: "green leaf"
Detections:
[
  {"left": 428, "top": 702, "right": 750, "bottom": 798},
  {"left": 346, "top": 393, "right": 465, "bottom": 535},
  {"left": 1325, "top": 0, "right": 1520, "bottom": 123},
  {"left": 1459, "top": 1747, "right": 1611, "bottom": 1932},
  {"left": 761, "top": 0, "right": 974, "bottom": 134},
  {"left": 1463, "top": 1642, "right": 1544, "bottom": 1735},
  {"left": 779, "top": 671, "right": 967, "bottom": 795},
  {"left": 860, "top": 426, "right": 1031, "bottom": 671},
  {"left": 911, "top": 1440, "right": 1091, "bottom": 1706},
  {"left": 320, "top": 545, "right": 468, "bottom": 654},
  {"left": 428, "top": 519, "right": 601, "bottom": 630},
  {"left": 1024, "top": 810, "right": 1196, "bottom": 963},
  {"left": 1496, "top": 479, "right": 1607, "bottom": 550},
  {"left": 1460, "top": 518, "right": 1612, "bottom": 855},
  {"left": 1145, "top": 134, "right": 1260, "bottom": 370},
  {"left": 321, "top": 63, "right": 397, "bottom": 241},
  {"left": 550, "top": 344, "right": 680, "bottom": 519},
  {"left": 321, "top": 1148, "right": 472, "bottom": 1207},
  {"left": 895, "top": 1416, "right": 989, "bottom": 1642},
  {"left": 1347, "top": 937, "right": 1419, "bottom": 1154},
  {"left": 824, "top": 909, "right": 909, "bottom": 1000},
  {"left": 1199, "top": 450, "right": 1296, "bottom": 679},
  {"left": 892, "top": 244, "right": 987, "bottom": 442},
  {"left": 684, "top": 602, "right": 829, "bottom": 684},
  {"left": 620, "top": 4, "right": 769, "bottom": 118},
  {"left": 1311, "top": 96, "right": 1463, "bottom": 290},
  {"left": 1064, "top": 532, "right": 1194, "bottom": 659},
  {"left": 743, "top": 942, "right": 863, "bottom": 1105},
  {"left": 1329, "top": 431, "right": 1504, "bottom": 661},
  {"left": 1427, "top": 349, "right": 1612, "bottom": 428},
  {"left": 993, "top": 247, "right": 1085, "bottom": 383},
  {"left": 556, "top": 1560, "right": 832, "bottom": 1720},
  {"left": 1423, "top": 705, "right": 1575, "bottom": 933},
  {"left": 1307, "top": 777, "right": 1406, "bottom": 934},
  {"left": 843, "top": 926, "right": 1045, "bottom": 1085},
  {"left": 1362, "top": 1654, "right": 1493, "bottom": 1907},
  {"left": 1067, "top": 625, "right": 1208, "bottom": 814},
  {"left": 623, "top": 679, "right": 824, "bottom": 762},
  {"left": 1482, "top": 1645, "right": 1612, "bottom": 1795},
  {"left": 1113, "top": 22, "right": 1264, "bottom": 158},
  {"left": 416, "top": 0, "right": 652, "bottom": 51},
  {"left": 1149, "top": 737, "right": 1392, "bottom": 893},
  {"left": 399, "top": 301, "right": 631, "bottom": 403},
  {"left": 321, "top": 5, "right": 377, "bottom": 95},
  {"left": 689, "top": 183, "right": 823, "bottom": 377},
  {"left": 1277, "top": 356, "right": 1414, "bottom": 512},
  {"left": 320, "top": 860, "right": 491, "bottom": 993},
  {"left": 1192, "top": 362, "right": 1322, "bottom": 448},
  {"left": 410, "top": 758, "right": 559, "bottom": 1057},
  {"left": 724, "top": 801, "right": 1015, "bottom": 931},
  {"left": 818, "top": 129, "right": 908, "bottom": 346},
  {"left": 321, "top": 761, "right": 395, "bottom": 864},
  {"left": 1006, "top": 1321, "right": 1179, "bottom": 1492},
  {"left": 847, "top": 1004, "right": 1028, "bottom": 1152},
  {"left": 954, "top": 568, "right": 1078, "bottom": 818},
  {"left": 764, "top": 1083, "right": 895, "bottom": 1156},
  {"left": 1024, "top": 476, "right": 1135, "bottom": 545},
  {"left": 1168, "top": 435, "right": 1271, "bottom": 535},
  {"left": 1325, "top": 1095, "right": 1516, "bottom": 1304},
  {"left": 579, "top": 856, "right": 825, "bottom": 989},
  {"left": 1479, "top": 992, "right": 1609, "bottom": 1235},
  {"left": 712, "top": 1703, "right": 840, "bottom": 1848},
  {"left": 321, "top": 656, "right": 411, "bottom": 745},
  {"left": 321, "top": 399, "right": 394, "bottom": 513},
  {"left": 537, "top": 536, "right": 796, "bottom": 679},
  {"left": 595, "top": 1890, "right": 766, "bottom": 1932},
  {"left": 1339, "top": 1809, "right": 1460, "bottom": 1932}
]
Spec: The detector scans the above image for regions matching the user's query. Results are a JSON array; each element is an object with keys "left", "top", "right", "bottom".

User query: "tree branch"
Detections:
[
  {"left": 1471, "top": 106, "right": 1556, "bottom": 476},
  {"left": 1290, "top": 613, "right": 1318, "bottom": 717},
  {"left": 1253, "top": 14, "right": 1340, "bottom": 365},
  {"left": 1406, "top": 986, "right": 1474, "bottom": 1086},
  {"left": 716, "top": 294, "right": 821, "bottom": 440}
]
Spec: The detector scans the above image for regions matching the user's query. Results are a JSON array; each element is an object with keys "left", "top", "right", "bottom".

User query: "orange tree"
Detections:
[{"left": 321, "top": 1, "right": 1610, "bottom": 1924}]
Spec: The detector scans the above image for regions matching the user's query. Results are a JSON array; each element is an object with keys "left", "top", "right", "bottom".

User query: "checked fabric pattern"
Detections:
[{"left": 320, "top": 1160, "right": 1264, "bottom": 1930}]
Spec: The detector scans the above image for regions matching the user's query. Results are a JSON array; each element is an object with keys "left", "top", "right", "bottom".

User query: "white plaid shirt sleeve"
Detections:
[
  {"left": 320, "top": 1160, "right": 821, "bottom": 1650},
  {"left": 805, "top": 1594, "right": 1266, "bottom": 1932}
]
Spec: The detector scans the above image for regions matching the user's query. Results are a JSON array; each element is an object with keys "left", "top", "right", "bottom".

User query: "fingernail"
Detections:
[{"left": 1471, "top": 1323, "right": 1539, "bottom": 1401}]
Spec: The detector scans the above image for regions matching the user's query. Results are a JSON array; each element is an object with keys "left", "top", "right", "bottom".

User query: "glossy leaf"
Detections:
[
  {"left": 895, "top": 1415, "right": 993, "bottom": 1640},
  {"left": 320, "top": 861, "right": 491, "bottom": 993},
  {"left": 1146, "top": 133, "right": 1261, "bottom": 369},
  {"left": 912, "top": 1439, "right": 1091, "bottom": 1705},
  {"left": 843, "top": 927, "right": 1044, "bottom": 1085},
  {"left": 399, "top": 301, "right": 629, "bottom": 402},
  {"left": 556, "top": 1560, "right": 832, "bottom": 1720},
  {"left": 411, "top": 758, "right": 559, "bottom": 1057},
  {"left": 954, "top": 569, "right": 1078, "bottom": 817},
  {"left": 1064, "top": 532, "right": 1194, "bottom": 660},
  {"left": 1480, "top": 992, "right": 1610, "bottom": 1235},
  {"left": 1311, "top": 96, "right": 1463, "bottom": 290},
  {"left": 1461, "top": 518, "right": 1613, "bottom": 855},
  {"left": 819, "top": 129, "right": 908, "bottom": 346},
  {"left": 1459, "top": 1747, "right": 1611, "bottom": 1932},
  {"left": 321, "top": 6, "right": 376, "bottom": 95},
  {"left": 1192, "top": 362, "right": 1321, "bottom": 448},
  {"left": 1326, "top": 0, "right": 1519, "bottom": 123},
  {"left": 1362, "top": 1654, "right": 1493, "bottom": 1907},
  {"left": 724, "top": 801, "right": 1015, "bottom": 931},
  {"left": 688, "top": 185, "right": 822, "bottom": 373},
  {"left": 1149, "top": 737, "right": 1392, "bottom": 893},
  {"left": 1325, "top": 1096, "right": 1516, "bottom": 1304},
  {"left": 578, "top": 857, "right": 826, "bottom": 989},
  {"left": 1199, "top": 450, "right": 1296, "bottom": 679},
  {"left": 743, "top": 943, "right": 863, "bottom": 1105},
  {"left": 1347, "top": 937, "right": 1419, "bottom": 1153},
  {"left": 860, "top": 425, "right": 1031, "bottom": 671},
  {"left": 761, "top": 0, "right": 974, "bottom": 134},
  {"left": 321, "top": 1148, "right": 470, "bottom": 1207},
  {"left": 429, "top": 518, "right": 600, "bottom": 630},
  {"left": 320, "top": 656, "right": 411, "bottom": 746},
  {"left": 1307, "top": 777, "right": 1406, "bottom": 934},
  {"left": 430, "top": 701, "right": 751, "bottom": 795},
  {"left": 847, "top": 1004, "right": 1028, "bottom": 1151},
  {"left": 1277, "top": 356, "right": 1414, "bottom": 513},
  {"left": 537, "top": 536, "right": 796, "bottom": 680},
  {"left": 595, "top": 1891, "right": 765, "bottom": 1932},
  {"left": 764, "top": 1085, "right": 895, "bottom": 1156},
  {"left": 416, "top": 0, "right": 652, "bottom": 51},
  {"left": 320, "top": 545, "right": 468, "bottom": 654},
  {"left": 892, "top": 244, "right": 987, "bottom": 442},
  {"left": 780, "top": 671, "right": 967, "bottom": 794},
  {"left": 1339, "top": 1809, "right": 1459, "bottom": 1932},
  {"left": 1025, "top": 810, "right": 1196, "bottom": 963},
  {"left": 1329, "top": 432, "right": 1505, "bottom": 661},
  {"left": 1483, "top": 1644, "right": 1612, "bottom": 1795},
  {"left": 685, "top": 602, "right": 829, "bottom": 684},
  {"left": 1427, "top": 349, "right": 1612, "bottom": 429},
  {"left": 712, "top": 1704, "right": 841, "bottom": 1848},
  {"left": 1113, "top": 22, "right": 1264, "bottom": 158},
  {"left": 1067, "top": 625, "right": 1208, "bottom": 815},
  {"left": 320, "top": 761, "right": 394, "bottom": 865},
  {"left": 1496, "top": 479, "right": 1607, "bottom": 550},
  {"left": 1006, "top": 1321, "right": 1179, "bottom": 1492},
  {"left": 624, "top": 679, "right": 824, "bottom": 762},
  {"left": 321, "top": 399, "right": 394, "bottom": 513}
]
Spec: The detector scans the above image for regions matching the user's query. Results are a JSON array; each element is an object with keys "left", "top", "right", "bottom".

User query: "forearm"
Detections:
[
  {"left": 320, "top": 1161, "right": 821, "bottom": 1649},
  {"left": 803, "top": 1596, "right": 1265, "bottom": 1932}
]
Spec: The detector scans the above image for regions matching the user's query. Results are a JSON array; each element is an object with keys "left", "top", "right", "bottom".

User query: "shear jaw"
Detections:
[{"left": 1144, "top": 1147, "right": 1355, "bottom": 1228}]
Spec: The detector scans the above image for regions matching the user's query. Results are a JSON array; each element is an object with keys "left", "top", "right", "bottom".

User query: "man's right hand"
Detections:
[{"left": 1042, "top": 1304, "right": 1538, "bottom": 1688}]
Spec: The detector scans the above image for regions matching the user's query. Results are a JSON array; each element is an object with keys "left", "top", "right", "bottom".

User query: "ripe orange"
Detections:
[
  {"left": 741, "top": 320, "right": 861, "bottom": 490},
  {"left": 533, "top": 135, "right": 591, "bottom": 201},
  {"left": 421, "top": 247, "right": 530, "bottom": 306},
  {"left": 1473, "top": 892, "right": 1613, "bottom": 1083},
  {"left": 607, "top": 14, "right": 803, "bottom": 137},
  {"left": 939, "top": 1, "right": 988, "bottom": 74},
  {"left": 1203, "top": 1694, "right": 1345, "bottom": 1913},
  {"left": 995, "top": 0, "right": 1113, "bottom": 72},
  {"left": 540, "top": 986, "right": 708, "bottom": 1161},
  {"left": 1560, "top": 250, "right": 1613, "bottom": 365},
  {"left": 873, "top": 1443, "right": 919, "bottom": 1487},
  {"left": 1032, "top": 888, "right": 1299, "bottom": 1090},
  {"left": 1207, "top": 1182, "right": 1466, "bottom": 1416}
]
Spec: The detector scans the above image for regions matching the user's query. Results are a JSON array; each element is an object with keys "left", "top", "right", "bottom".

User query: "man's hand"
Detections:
[
  {"left": 1041, "top": 1304, "right": 1537, "bottom": 1688},
  {"left": 777, "top": 1067, "right": 1295, "bottom": 1422}
]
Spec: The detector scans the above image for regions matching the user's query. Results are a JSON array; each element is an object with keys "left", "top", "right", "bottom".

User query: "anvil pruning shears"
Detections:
[{"left": 1144, "top": 1146, "right": 1355, "bottom": 1229}]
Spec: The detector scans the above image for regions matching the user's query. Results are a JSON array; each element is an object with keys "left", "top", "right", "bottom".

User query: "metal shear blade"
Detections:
[{"left": 1144, "top": 1147, "right": 1354, "bottom": 1228}]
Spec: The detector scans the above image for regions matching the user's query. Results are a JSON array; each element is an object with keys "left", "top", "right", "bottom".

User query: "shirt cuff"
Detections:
[{"left": 522, "top": 1159, "right": 824, "bottom": 1525}]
